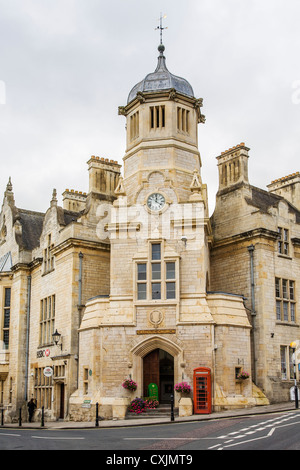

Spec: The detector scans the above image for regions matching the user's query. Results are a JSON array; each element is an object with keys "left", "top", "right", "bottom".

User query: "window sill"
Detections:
[
  {"left": 134, "top": 299, "right": 178, "bottom": 305},
  {"left": 38, "top": 342, "right": 54, "bottom": 349},
  {"left": 42, "top": 268, "right": 55, "bottom": 277},
  {"left": 277, "top": 254, "right": 292, "bottom": 260},
  {"left": 276, "top": 321, "right": 299, "bottom": 327}
]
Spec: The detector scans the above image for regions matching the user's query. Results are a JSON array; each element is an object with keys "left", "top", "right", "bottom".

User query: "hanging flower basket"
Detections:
[
  {"left": 236, "top": 371, "right": 250, "bottom": 380},
  {"left": 174, "top": 381, "right": 191, "bottom": 394},
  {"left": 122, "top": 379, "right": 137, "bottom": 391}
]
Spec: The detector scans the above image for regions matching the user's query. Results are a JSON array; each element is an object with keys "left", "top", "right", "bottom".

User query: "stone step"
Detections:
[{"left": 126, "top": 405, "right": 178, "bottom": 419}]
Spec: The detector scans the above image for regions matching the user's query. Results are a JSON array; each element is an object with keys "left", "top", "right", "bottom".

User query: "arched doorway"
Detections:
[{"left": 143, "top": 348, "right": 174, "bottom": 403}]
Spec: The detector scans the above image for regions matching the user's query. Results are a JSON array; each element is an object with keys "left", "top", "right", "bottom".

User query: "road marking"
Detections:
[
  {"left": 124, "top": 437, "right": 201, "bottom": 440},
  {"left": 268, "top": 427, "right": 275, "bottom": 436},
  {"left": 208, "top": 413, "right": 300, "bottom": 449},
  {"left": 209, "top": 443, "right": 222, "bottom": 449},
  {"left": 125, "top": 413, "right": 300, "bottom": 449},
  {"left": 219, "top": 420, "right": 300, "bottom": 450},
  {"left": 31, "top": 436, "right": 85, "bottom": 440},
  {"left": 0, "top": 433, "right": 21, "bottom": 437}
]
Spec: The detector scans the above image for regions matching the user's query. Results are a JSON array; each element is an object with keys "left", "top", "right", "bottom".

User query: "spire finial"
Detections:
[
  {"left": 51, "top": 188, "right": 58, "bottom": 207},
  {"left": 155, "top": 13, "right": 167, "bottom": 54},
  {"left": 6, "top": 177, "right": 12, "bottom": 192}
]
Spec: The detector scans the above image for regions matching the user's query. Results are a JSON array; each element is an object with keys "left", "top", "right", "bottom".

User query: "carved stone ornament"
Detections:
[
  {"left": 136, "top": 92, "right": 145, "bottom": 103},
  {"left": 190, "top": 169, "right": 202, "bottom": 191},
  {"left": 118, "top": 106, "right": 127, "bottom": 116},
  {"left": 168, "top": 89, "right": 177, "bottom": 101},
  {"left": 149, "top": 310, "right": 164, "bottom": 327},
  {"left": 114, "top": 176, "right": 126, "bottom": 196}
]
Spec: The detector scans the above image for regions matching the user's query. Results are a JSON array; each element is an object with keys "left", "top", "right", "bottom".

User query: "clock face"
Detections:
[{"left": 147, "top": 193, "right": 165, "bottom": 211}]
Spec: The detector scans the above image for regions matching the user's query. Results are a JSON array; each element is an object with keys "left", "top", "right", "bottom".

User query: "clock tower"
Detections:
[
  {"left": 118, "top": 43, "right": 206, "bottom": 208},
  {"left": 112, "top": 42, "right": 210, "bottom": 305},
  {"left": 75, "top": 38, "right": 253, "bottom": 418}
]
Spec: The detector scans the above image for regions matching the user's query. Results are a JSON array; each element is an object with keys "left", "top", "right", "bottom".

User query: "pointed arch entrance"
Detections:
[
  {"left": 143, "top": 349, "right": 174, "bottom": 403},
  {"left": 131, "top": 335, "right": 184, "bottom": 405}
]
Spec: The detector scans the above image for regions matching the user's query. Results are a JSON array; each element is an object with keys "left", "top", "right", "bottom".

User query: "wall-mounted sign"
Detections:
[
  {"left": 37, "top": 349, "right": 51, "bottom": 359},
  {"left": 82, "top": 399, "right": 91, "bottom": 408},
  {"left": 43, "top": 366, "right": 53, "bottom": 377},
  {"left": 136, "top": 329, "right": 176, "bottom": 335}
]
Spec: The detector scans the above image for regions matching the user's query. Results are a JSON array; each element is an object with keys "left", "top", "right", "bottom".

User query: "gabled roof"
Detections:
[
  {"left": 17, "top": 209, "right": 45, "bottom": 251},
  {"left": 246, "top": 186, "right": 300, "bottom": 224}
]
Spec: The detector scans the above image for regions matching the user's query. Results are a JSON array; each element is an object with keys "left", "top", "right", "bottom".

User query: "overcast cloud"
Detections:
[{"left": 0, "top": 0, "right": 299, "bottom": 214}]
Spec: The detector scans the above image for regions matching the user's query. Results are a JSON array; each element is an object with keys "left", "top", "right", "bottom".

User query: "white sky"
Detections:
[{"left": 0, "top": 0, "right": 299, "bottom": 214}]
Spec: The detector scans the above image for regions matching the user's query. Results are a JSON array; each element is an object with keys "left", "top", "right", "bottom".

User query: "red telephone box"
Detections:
[{"left": 193, "top": 367, "right": 212, "bottom": 414}]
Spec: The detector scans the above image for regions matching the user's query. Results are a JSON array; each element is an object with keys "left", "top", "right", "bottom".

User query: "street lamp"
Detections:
[{"left": 52, "top": 329, "right": 62, "bottom": 350}]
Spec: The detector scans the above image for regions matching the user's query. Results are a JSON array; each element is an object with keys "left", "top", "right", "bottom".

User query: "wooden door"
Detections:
[
  {"left": 59, "top": 384, "right": 65, "bottom": 419},
  {"left": 143, "top": 349, "right": 160, "bottom": 397}
]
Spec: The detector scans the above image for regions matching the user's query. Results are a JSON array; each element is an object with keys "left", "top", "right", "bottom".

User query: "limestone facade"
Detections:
[
  {"left": 0, "top": 46, "right": 298, "bottom": 423},
  {"left": 210, "top": 144, "right": 300, "bottom": 403}
]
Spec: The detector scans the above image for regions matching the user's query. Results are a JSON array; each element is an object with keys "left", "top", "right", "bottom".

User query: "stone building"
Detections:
[
  {"left": 0, "top": 43, "right": 298, "bottom": 422},
  {"left": 211, "top": 147, "right": 300, "bottom": 403}
]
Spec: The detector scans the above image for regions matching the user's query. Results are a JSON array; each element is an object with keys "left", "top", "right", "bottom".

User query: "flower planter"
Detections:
[
  {"left": 112, "top": 398, "right": 130, "bottom": 420},
  {"left": 174, "top": 381, "right": 191, "bottom": 394}
]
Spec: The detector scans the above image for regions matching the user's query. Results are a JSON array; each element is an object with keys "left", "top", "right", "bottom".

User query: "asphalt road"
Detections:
[{"left": 1, "top": 410, "right": 299, "bottom": 454}]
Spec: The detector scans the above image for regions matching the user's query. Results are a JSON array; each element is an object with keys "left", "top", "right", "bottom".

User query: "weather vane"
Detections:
[{"left": 155, "top": 13, "right": 168, "bottom": 45}]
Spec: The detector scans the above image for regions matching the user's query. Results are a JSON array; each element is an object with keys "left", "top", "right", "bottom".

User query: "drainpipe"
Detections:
[
  {"left": 78, "top": 252, "right": 83, "bottom": 309},
  {"left": 247, "top": 245, "right": 256, "bottom": 384},
  {"left": 76, "top": 252, "right": 83, "bottom": 389},
  {"left": 24, "top": 275, "right": 32, "bottom": 402}
]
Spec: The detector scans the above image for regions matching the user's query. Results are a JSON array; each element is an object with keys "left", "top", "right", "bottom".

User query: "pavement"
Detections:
[{"left": 1, "top": 402, "right": 299, "bottom": 430}]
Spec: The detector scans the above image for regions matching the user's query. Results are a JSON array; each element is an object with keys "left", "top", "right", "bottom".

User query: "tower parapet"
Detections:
[
  {"left": 267, "top": 172, "right": 300, "bottom": 210},
  {"left": 87, "top": 156, "right": 121, "bottom": 199},
  {"left": 62, "top": 189, "right": 87, "bottom": 212}
]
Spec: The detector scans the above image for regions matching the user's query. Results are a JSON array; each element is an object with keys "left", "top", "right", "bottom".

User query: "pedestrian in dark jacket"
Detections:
[{"left": 27, "top": 398, "right": 36, "bottom": 422}]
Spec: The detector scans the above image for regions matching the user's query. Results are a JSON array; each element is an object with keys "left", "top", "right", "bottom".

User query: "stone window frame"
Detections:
[
  {"left": 275, "top": 277, "right": 296, "bottom": 324},
  {"left": 277, "top": 227, "right": 289, "bottom": 256},
  {"left": 2, "top": 287, "right": 11, "bottom": 350},
  {"left": 130, "top": 110, "right": 139, "bottom": 141},
  {"left": 177, "top": 106, "right": 190, "bottom": 134},
  {"left": 39, "top": 294, "right": 56, "bottom": 347},
  {"left": 43, "top": 233, "right": 55, "bottom": 275},
  {"left": 150, "top": 105, "right": 165, "bottom": 130},
  {"left": 135, "top": 240, "right": 179, "bottom": 302},
  {"left": 34, "top": 366, "right": 53, "bottom": 409},
  {"left": 280, "top": 345, "right": 295, "bottom": 380},
  {"left": 83, "top": 367, "right": 89, "bottom": 395}
]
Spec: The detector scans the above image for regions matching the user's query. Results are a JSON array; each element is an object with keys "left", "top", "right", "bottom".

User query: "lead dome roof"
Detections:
[{"left": 127, "top": 45, "right": 194, "bottom": 104}]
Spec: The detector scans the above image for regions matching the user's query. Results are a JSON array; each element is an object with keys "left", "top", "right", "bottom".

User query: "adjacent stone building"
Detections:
[
  {"left": 211, "top": 146, "right": 300, "bottom": 403},
  {"left": 0, "top": 44, "right": 299, "bottom": 422}
]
